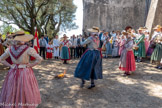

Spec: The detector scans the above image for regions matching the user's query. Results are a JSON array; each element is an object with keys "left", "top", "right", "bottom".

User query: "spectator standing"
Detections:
[
  {"left": 39, "top": 35, "right": 47, "bottom": 59},
  {"left": 70, "top": 35, "right": 77, "bottom": 59}
]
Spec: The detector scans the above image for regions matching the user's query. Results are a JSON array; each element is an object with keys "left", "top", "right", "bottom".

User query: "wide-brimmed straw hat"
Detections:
[
  {"left": 11, "top": 31, "right": 33, "bottom": 42},
  {"left": 153, "top": 25, "right": 161, "bottom": 29},
  {"left": 87, "top": 26, "right": 100, "bottom": 33},
  {"left": 138, "top": 27, "right": 147, "bottom": 31},
  {"left": 63, "top": 35, "right": 69, "bottom": 38}
]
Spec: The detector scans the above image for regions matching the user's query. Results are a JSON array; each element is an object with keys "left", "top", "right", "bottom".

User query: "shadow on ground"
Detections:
[{"left": 0, "top": 58, "right": 162, "bottom": 108}]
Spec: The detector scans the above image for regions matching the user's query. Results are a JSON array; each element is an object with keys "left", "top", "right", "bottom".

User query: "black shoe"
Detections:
[{"left": 87, "top": 84, "right": 95, "bottom": 89}]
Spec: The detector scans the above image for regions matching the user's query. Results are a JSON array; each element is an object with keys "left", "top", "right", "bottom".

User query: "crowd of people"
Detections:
[
  {"left": 37, "top": 34, "right": 87, "bottom": 64},
  {"left": 0, "top": 24, "right": 161, "bottom": 107},
  {"left": 99, "top": 25, "right": 162, "bottom": 71}
]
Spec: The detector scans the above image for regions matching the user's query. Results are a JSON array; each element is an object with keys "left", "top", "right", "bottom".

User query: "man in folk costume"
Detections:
[
  {"left": 151, "top": 25, "right": 162, "bottom": 69},
  {"left": 46, "top": 41, "right": 54, "bottom": 59},
  {"left": 60, "top": 34, "right": 72, "bottom": 64},
  {"left": 53, "top": 35, "right": 60, "bottom": 59},
  {"left": 70, "top": 35, "right": 77, "bottom": 59},
  {"left": 147, "top": 25, "right": 161, "bottom": 57},
  {"left": 119, "top": 32, "right": 136, "bottom": 75},
  {"left": 0, "top": 31, "right": 42, "bottom": 108},
  {"left": 76, "top": 34, "right": 85, "bottom": 58},
  {"left": 134, "top": 27, "right": 147, "bottom": 62},
  {"left": 74, "top": 27, "right": 103, "bottom": 89}
]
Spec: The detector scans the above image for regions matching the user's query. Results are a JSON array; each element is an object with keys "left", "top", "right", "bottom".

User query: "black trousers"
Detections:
[
  {"left": 76, "top": 46, "right": 84, "bottom": 58},
  {"left": 99, "top": 40, "right": 103, "bottom": 48},
  {"left": 40, "top": 47, "right": 46, "bottom": 59},
  {"left": 70, "top": 47, "right": 76, "bottom": 58}
]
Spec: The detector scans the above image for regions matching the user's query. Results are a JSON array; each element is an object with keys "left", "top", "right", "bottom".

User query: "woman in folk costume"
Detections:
[
  {"left": 60, "top": 34, "right": 72, "bottom": 64},
  {"left": 74, "top": 27, "right": 102, "bottom": 89},
  {"left": 53, "top": 35, "right": 60, "bottom": 59},
  {"left": 134, "top": 27, "right": 146, "bottom": 62},
  {"left": 144, "top": 30, "right": 150, "bottom": 54},
  {"left": 46, "top": 41, "right": 53, "bottom": 59},
  {"left": 103, "top": 35, "right": 112, "bottom": 58},
  {"left": 0, "top": 31, "right": 42, "bottom": 108},
  {"left": 101, "top": 32, "right": 111, "bottom": 58},
  {"left": 112, "top": 37, "right": 119, "bottom": 57},
  {"left": 119, "top": 31, "right": 126, "bottom": 56},
  {"left": 119, "top": 32, "right": 136, "bottom": 75},
  {"left": 0, "top": 34, "right": 4, "bottom": 56},
  {"left": 147, "top": 25, "right": 161, "bottom": 57},
  {"left": 151, "top": 26, "right": 162, "bottom": 69}
]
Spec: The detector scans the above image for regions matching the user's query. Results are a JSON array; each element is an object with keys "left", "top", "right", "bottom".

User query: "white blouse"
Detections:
[{"left": 0, "top": 46, "right": 42, "bottom": 65}]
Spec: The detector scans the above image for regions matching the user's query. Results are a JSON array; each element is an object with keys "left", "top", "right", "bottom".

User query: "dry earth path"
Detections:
[{"left": 0, "top": 58, "right": 162, "bottom": 108}]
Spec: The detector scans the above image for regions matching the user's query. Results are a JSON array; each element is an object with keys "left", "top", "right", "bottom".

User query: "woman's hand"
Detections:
[{"left": 27, "top": 63, "right": 32, "bottom": 68}]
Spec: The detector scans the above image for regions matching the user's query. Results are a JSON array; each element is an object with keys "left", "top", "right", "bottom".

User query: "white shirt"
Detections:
[
  {"left": 46, "top": 44, "right": 54, "bottom": 53},
  {"left": 70, "top": 38, "right": 77, "bottom": 47},
  {"left": 53, "top": 39, "right": 60, "bottom": 47}
]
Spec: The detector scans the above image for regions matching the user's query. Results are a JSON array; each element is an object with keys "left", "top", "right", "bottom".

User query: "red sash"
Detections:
[{"left": 63, "top": 41, "right": 69, "bottom": 46}]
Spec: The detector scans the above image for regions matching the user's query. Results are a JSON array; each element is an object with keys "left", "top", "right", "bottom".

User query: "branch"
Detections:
[
  {"left": 36, "top": 0, "right": 50, "bottom": 15},
  {"left": 15, "top": 7, "right": 31, "bottom": 29}
]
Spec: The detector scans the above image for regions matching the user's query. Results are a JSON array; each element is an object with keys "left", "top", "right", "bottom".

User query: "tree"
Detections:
[
  {"left": 0, "top": 23, "right": 18, "bottom": 35},
  {"left": 0, "top": 0, "right": 77, "bottom": 38}
]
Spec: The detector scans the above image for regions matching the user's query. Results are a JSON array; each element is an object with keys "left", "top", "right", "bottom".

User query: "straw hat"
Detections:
[
  {"left": 121, "top": 30, "right": 128, "bottom": 35},
  {"left": 63, "top": 35, "right": 69, "bottom": 38},
  {"left": 87, "top": 26, "right": 100, "bottom": 33},
  {"left": 153, "top": 25, "right": 161, "bottom": 29},
  {"left": 11, "top": 31, "right": 33, "bottom": 42},
  {"left": 138, "top": 27, "right": 147, "bottom": 31}
]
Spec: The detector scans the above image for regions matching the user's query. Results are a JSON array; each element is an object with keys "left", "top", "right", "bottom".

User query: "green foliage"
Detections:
[
  {"left": 0, "top": 0, "right": 78, "bottom": 37},
  {"left": 0, "top": 24, "right": 18, "bottom": 35}
]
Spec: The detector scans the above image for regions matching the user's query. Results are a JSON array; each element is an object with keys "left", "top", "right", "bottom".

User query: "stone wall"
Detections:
[
  {"left": 83, "top": 0, "right": 147, "bottom": 32},
  {"left": 146, "top": 0, "right": 162, "bottom": 34}
]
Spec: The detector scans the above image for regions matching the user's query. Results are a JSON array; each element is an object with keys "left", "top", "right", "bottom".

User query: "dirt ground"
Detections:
[{"left": 0, "top": 58, "right": 162, "bottom": 108}]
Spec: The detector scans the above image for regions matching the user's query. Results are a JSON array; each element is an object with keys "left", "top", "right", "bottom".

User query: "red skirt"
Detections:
[
  {"left": 46, "top": 52, "right": 53, "bottom": 58},
  {"left": 119, "top": 51, "right": 136, "bottom": 72}
]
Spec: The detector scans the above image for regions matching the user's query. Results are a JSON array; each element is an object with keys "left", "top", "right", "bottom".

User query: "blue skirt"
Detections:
[
  {"left": 60, "top": 46, "right": 70, "bottom": 60},
  {"left": 106, "top": 42, "right": 112, "bottom": 55},
  {"left": 74, "top": 50, "right": 103, "bottom": 80}
]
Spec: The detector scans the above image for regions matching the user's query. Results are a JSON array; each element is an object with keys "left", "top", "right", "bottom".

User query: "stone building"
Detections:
[{"left": 83, "top": 0, "right": 152, "bottom": 32}]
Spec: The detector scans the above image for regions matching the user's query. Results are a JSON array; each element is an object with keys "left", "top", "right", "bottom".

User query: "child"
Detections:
[
  {"left": 104, "top": 37, "right": 112, "bottom": 58},
  {"left": 46, "top": 41, "right": 53, "bottom": 59},
  {"left": 112, "top": 39, "right": 119, "bottom": 57}
]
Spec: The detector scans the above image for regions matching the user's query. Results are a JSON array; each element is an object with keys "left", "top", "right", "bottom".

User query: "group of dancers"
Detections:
[{"left": 0, "top": 24, "right": 161, "bottom": 107}]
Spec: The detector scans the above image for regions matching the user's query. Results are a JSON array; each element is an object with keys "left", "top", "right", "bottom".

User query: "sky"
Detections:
[
  {"left": 0, "top": 0, "right": 83, "bottom": 37},
  {"left": 61, "top": 0, "right": 83, "bottom": 36}
]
